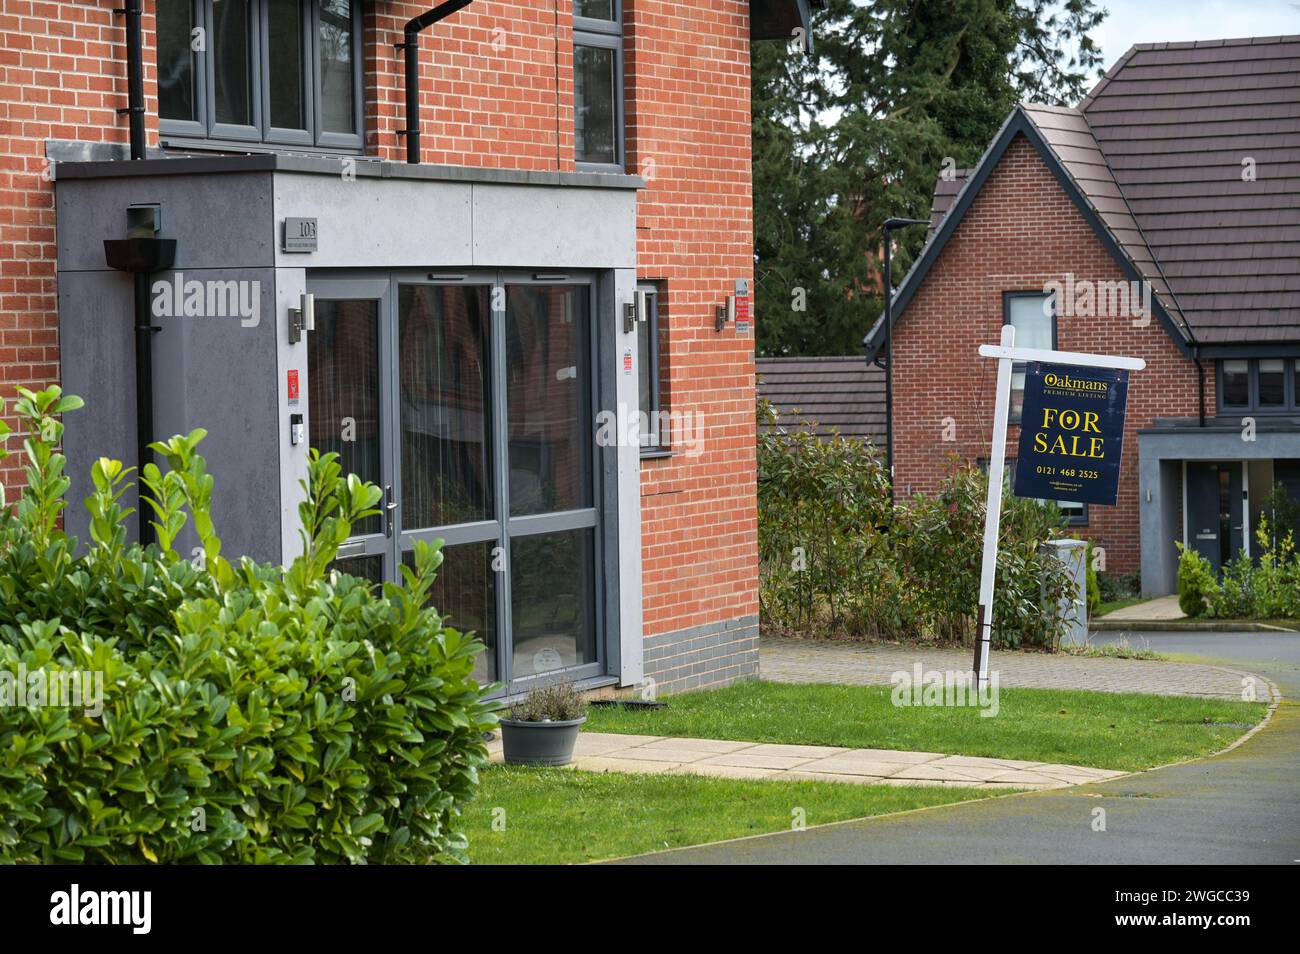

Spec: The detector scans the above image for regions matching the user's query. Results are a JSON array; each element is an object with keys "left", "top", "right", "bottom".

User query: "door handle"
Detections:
[{"left": 384, "top": 484, "right": 397, "bottom": 538}]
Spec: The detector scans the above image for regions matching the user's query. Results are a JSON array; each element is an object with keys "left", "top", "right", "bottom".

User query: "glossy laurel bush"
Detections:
[{"left": 0, "top": 387, "right": 497, "bottom": 864}]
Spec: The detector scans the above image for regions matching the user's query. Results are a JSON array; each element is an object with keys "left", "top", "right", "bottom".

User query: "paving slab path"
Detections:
[
  {"left": 488, "top": 732, "right": 1126, "bottom": 791},
  {"left": 760, "top": 635, "right": 1266, "bottom": 701}
]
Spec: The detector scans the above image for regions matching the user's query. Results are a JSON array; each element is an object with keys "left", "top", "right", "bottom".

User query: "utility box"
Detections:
[{"left": 1040, "top": 538, "right": 1088, "bottom": 646}]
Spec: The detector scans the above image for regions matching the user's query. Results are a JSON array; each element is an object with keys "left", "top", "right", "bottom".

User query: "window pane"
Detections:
[
  {"left": 212, "top": 0, "right": 255, "bottom": 126},
  {"left": 1222, "top": 360, "right": 1249, "bottom": 407},
  {"left": 511, "top": 529, "right": 596, "bottom": 678},
  {"left": 398, "top": 284, "right": 494, "bottom": 528},
  {"left": 506, "top": 286, "right": 593, "bottom": 515},
  {"left": 319, "top": 0, "right": 356, "bottom": 134},
  {"left": 637, "top": 292, "right": 656, "bottom": 445},
  {"left": 332, "top": 554, "right": 383, "bottom": 584},
  {"left": 574, "top": 45, "right": 617, "bottom": 164},
  {"left": 308, "top": 299, "right": 382, "bottom": 536},
  {"left": 574, "top": 0, "right": 615, "bottom": 19},
  {"left": 157, "top": 0, "right": 197, "bottom": 122},
  {"left": 1259, "top": 358, "right": 1285, "bottom": 407},
  {"left": 1007, "top": 294, "right": 1053, "bottom": 350},
  {"left": 406, "top": 544, "right": 498, "bottom": 686},
  {"left": 1010, "top": 368, "right": 1026, "bottom": 420},
  {"left": 268, "top": 0, "right": 306, "bottom": 130}
]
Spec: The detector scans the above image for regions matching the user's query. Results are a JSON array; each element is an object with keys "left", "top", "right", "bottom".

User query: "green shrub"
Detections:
[
  {"left": 757, "top": 399, "right": 1072, "bottom": 648},
  {"left": 1175, "top": 543, "right": 1216, "bottom": 618},
  {"left": 1211, "top": 552, "right": 1257, "bottom": 619},
  {"left": 0, "top": 387, "right": 496, "bottom": 864}
]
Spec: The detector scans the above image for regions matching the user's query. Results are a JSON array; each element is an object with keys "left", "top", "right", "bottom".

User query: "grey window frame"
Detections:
[
  {"left": 159, "top": 0, "right": 364, "bottom": 153},
  {"left": 1216, "top": 358, "right": 1298, "bottom": 414},
  {"left": 1003, "top": 290, "right": 1057, "bottom": 425},
  {"left": 573, "top": 0, "right": 625, "bottom": 173}
]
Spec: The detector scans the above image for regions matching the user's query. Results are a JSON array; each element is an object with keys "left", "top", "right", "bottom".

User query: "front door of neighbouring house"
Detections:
[
  {"left": 307, "top": 274, "right": 602, "bottom": 694},
  {"left": 1186, "top": 461, "right": 1244, "bottom": 572}
]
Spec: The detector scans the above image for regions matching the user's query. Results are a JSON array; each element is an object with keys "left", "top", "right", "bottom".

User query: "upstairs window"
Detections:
[
  {"left": 158, "top": 0, "right": 363, "bottom": 151},
  {"left": 573, "top": 0, "right": 624, "bottom": 170},
  {"left": 1004, "top": 291, "right": 1055, "bottom": 422},
  {"left": 1219, "top": 359, "right": 1300, "bottom": 413}
]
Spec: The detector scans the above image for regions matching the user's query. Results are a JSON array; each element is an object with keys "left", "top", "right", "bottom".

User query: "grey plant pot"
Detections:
[{"left": 499, "top": 716, "right": 587, "bottom": 766}]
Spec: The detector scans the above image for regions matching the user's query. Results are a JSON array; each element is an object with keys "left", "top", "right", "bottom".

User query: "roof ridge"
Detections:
[{"left": 1128, "top": 33, "right": 1300, "bottom": 50}]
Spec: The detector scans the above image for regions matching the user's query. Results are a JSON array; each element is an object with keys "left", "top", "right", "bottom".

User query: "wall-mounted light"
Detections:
[
  {"left": 289, "top": 292, "right": 315, "bottom": 344},
  {"left": 624, "top": 289, "right": 651, "bottom": 333},
  {"left": 715, "top": 295, "right": 736, "bottom": 332}
]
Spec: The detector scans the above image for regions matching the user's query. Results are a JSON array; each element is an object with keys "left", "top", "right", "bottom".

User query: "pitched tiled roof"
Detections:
[
  {"left": 906, "top": 34, "right": 1300, "bottom": 351},
  {"left": 1079, "top": 36, "right": 1300, "bottom": 345},
  {"left": 757, "top": 356, "right": 885, "bottom": 443}
]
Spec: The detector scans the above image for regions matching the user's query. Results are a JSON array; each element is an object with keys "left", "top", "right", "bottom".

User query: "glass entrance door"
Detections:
[{"left": 309, "top": 273, "right": 602, "bottom": 694}]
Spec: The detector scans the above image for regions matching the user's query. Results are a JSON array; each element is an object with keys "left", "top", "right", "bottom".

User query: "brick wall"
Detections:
[
  {"left": 891, "top": 134, "right": 1207, "bottom": 574},
  {"left": 1, "top": 1, "right": 758, "bottom": 660}
]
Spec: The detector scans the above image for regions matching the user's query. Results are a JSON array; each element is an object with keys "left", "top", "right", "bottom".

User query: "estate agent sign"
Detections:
[
  {"left": 1013, "top": 363, "right": 1130, "bottom": 506},
  {"left": 970, "top": 326, "right": 1144, "bottom": 688}
]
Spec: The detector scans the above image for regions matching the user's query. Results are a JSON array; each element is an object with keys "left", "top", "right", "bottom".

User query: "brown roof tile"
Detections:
[{"left": 756, "top": 356, "right": 885, "bottom": 443}]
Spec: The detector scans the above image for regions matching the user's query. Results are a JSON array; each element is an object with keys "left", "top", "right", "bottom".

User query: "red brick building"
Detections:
[
  {"left": 3, "top": 0, "right": 815, "bottom": 696},
  {"left": 866, "top": 37, "right": 1300, "bottom": 595}
]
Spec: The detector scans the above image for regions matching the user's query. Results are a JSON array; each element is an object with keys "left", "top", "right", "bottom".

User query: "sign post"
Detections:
[{"left": 973, "top": 325, "right": 1145, "bottom": 688}]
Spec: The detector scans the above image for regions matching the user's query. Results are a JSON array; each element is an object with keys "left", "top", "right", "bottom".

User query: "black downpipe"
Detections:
[
  {"left": 133, "top": 272, "right": 155, "bottom": 544},
  {"left": 400, "top": 0, "right": 475, "bottom": 163},
  {"left": 120, "top": 0, "right": 155, "bottom": 543},
  {"left": 122, "top": 0, "right": 146, "bottom": 160},
  {"left": 1195, "top": 348, "right": 1206, "bottom": 427}
]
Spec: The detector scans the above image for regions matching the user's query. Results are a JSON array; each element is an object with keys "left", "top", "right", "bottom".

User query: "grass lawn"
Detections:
[
  {"left": 586, "top": 681, "right": 1266, "bottom": 772},
  {"left": 460, "top": 766, "right": 1010, "bottom": 864}
]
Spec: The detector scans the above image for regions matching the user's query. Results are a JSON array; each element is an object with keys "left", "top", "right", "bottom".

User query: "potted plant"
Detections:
[{"left": 500, "top": 682, "right": 588, "bottom": 766}]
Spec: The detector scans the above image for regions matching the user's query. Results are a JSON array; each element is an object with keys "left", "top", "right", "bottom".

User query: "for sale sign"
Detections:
[{"left": 1013, "top": 362, "right": 1129, "bottom": 506}]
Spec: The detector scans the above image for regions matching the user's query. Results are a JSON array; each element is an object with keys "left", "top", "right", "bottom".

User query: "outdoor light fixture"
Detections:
[
  {"left": 288, "top": 292, "right": 315, "bottom": 344},
  {"left": 716, "top": 296, "right": 736, "bottom": 332},
  {"left": 624, "top": 289, "right": 650, "bottom": 333}
]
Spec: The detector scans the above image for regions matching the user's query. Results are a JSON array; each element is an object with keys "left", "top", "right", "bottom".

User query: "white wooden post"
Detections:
[
  {"left": 973, "top": 324, "right": 1015, "bottom": 687},
  {"left": 972, "top": 331, "right": 1146, "bottom": 688}
]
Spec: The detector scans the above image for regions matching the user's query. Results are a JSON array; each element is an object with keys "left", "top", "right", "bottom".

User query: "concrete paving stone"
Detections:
[
  {"left": 987, "top": 769, "right": 1078, "bottom": 786},
  {"left": 605, "top": 747, "right": 715, "bottom": 763},
  {"left": 818, "top": 747, "right": 945, "bottom": 764},
  {"left": 934, "top": 755, "right": 1046, "bottom": 770},
  {"left": 741, "top": 743, "right": 850, "bottom": 759},
  {"left": 630, "top": 737, "right": 753, "bottom": 754},
  {"left": 887, "top": 764, "right": 993, "bottom": 783},
  {"left": 695, "top": 752, "right": 821, "bottom": 770},
  {"left": 795, "top": 757, "right": 913, "bottom": 777}
]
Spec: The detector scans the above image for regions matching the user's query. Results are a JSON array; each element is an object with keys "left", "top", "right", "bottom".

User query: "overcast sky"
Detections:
[{"left": 1089, "top": 0, "right": 1299, "bottom": 74}]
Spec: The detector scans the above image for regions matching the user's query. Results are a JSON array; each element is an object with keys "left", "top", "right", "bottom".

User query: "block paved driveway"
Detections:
[
  {"left": 614, "top": 631, "right": 1300, "bottom": 865},
  {"left": 760, "top": 636, "right": 1266, "bottom": 701}
]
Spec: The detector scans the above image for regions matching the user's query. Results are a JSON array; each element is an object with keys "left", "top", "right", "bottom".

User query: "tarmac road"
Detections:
[{"left": 615, "top": 631, "right": 1300, "bottom": 865}]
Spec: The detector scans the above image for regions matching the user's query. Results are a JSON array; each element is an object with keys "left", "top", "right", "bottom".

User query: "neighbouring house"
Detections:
[
  {"left": 5, "top": 1, "right": 818, "bottom": 698},
  {"left": 865, "top": 35, "right": 1300, "bottom": 596},
  {"left": 756, "top": 356, "right": 886, "bottom": 443}
]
